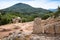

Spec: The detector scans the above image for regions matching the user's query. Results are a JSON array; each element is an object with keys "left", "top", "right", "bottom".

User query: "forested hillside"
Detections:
[
  {"left": 2, "top": 3, "right": 51, "bottom": 13},
  {"left": 0, "top": 3, "right": 60, "bottom": 25}
]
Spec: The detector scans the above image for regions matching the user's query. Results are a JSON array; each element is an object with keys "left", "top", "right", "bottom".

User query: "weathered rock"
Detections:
[
  {"left": 46, "top": 17, "right": 55, "bottom": 24},
  {"left": 33, "top": 18, "right": 41, "bottom": 34},
  {"left": 33, "top": 18, "right": 45, "bottom": 34},
  {"left": 33, "top": 17, "right": 60, "bottom": 34},
  {"left": 12, "top": 17, "right": 22, "bottom": 23},
  {"left": 44, "top": 22, "right": 60, "bottom": 34},
  {"left": 54, "top": 22, "right": 60, "bottom": 34},
  {"left": 44, "top": 24, "right": 55, "bottom": 34}
]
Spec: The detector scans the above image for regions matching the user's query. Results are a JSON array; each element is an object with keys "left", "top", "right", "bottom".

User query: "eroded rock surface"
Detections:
[
  {"left": 0, "top": 17, "right": 60, "bottom": 40},
  {"left": 33, "top": 17, "right": 60, "bottom": 34}
]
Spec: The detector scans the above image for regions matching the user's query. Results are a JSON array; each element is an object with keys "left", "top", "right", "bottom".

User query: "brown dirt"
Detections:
[{"left": 0, "top": 21, "right": 33, "bottom": 39}]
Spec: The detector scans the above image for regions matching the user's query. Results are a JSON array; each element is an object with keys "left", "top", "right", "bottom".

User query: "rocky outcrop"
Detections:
[
  {"left": 2, "top": 33, "right": 60, "bottom": 40},
  {"left": 0, "top": 17, "right": 60, "bottom": 40},
  {"left": 44, "top": 23, "right": 55, "bottom": 34},
  {"left": 33, "top": 18, "right": 43, "bottom": 34},
  {"left": 12, "top": 17, "right": 22, "bottom": 23},
  {"left": 33, "top": 17, "right": 60, "bottom": 34},
  {"left": 54, "top": 22, "right": 60, "bottom": 33}
]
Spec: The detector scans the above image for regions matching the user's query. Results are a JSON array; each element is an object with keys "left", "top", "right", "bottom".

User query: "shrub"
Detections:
[{"left": 0, "top": 13, "right": 18, "bottom": 25}]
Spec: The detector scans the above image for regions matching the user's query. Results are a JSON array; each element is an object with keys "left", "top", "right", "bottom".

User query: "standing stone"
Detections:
[{"left": 33, "top": 18, "right": 44, "bottom": 34}]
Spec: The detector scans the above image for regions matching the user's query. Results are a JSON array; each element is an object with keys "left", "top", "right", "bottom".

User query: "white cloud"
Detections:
[
  {"left": 23, "top": 0, "right": 60, "bottom": 9},
  {"left": 0, "top": 1, "right": 20, "bottom": 9}
]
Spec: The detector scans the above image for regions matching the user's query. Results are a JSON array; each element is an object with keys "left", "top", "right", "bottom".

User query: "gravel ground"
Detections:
[
  {"left": 30, "top": 34, "right": 60, "bottom": 40},
  {"left": 1, "top": 32, "right": 60, "bottom": 40}
]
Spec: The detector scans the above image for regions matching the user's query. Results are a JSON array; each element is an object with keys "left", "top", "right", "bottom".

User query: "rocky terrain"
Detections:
[
  {"left": 0, "top": 22, "right": 33, "bottom": 40},
  {"left": 0, "top": 17, "right": 60, "bottom": 40}
]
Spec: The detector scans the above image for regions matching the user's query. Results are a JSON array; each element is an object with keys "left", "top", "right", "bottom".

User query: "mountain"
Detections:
[
  {"left": 49, "top": 9, "right": 57, "bottom": 12},
  {"left": 1, "top": 3, "right": 51, "bottom": 13}
]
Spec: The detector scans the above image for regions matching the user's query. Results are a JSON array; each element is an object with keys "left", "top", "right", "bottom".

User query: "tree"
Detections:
[
  {"left": 0, "top": 13, "right": 18, "bottom": 25},
  {"left": 54, "top": 6, "right": 60, "bottom": 17}
]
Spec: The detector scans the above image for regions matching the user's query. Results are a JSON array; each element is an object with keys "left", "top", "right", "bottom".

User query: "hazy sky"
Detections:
[{"left": 0, "top": 0, "right": 60, "bottom": 9}]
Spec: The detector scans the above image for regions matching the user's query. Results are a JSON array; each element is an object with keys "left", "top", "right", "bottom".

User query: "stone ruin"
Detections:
[
  {"left": 33, "top": 17, "right": 60, "bottom": 34},
  {"left": 12, "top": 17, "right": 22, "bottom": 23}
]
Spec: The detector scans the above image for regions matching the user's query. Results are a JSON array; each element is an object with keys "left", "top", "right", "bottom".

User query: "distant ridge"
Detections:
[
  {"left": 49, "top": 9, "right": 57, "bottom": 12},
  {"left": 1, "top": 3, "right": 50, "bottom": 13}
]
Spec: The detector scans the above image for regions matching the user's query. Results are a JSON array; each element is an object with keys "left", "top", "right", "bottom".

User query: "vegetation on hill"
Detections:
[
  {"left": 54, "top": 6, "right": 60, "bottom": 18},
  {"left": 2, "top": 3, "right": 51, "bottom": 13},
  {"left": 0, "top": 3, "right": 60, "bottom": 25},
  {"left": 0, "top": 11, "right": 51, "bottom": 25}
]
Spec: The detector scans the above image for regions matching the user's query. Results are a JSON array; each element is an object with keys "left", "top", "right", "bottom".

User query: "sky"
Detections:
[{"left": 0, "top": 0, "right": 60, "bottom": 9}]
